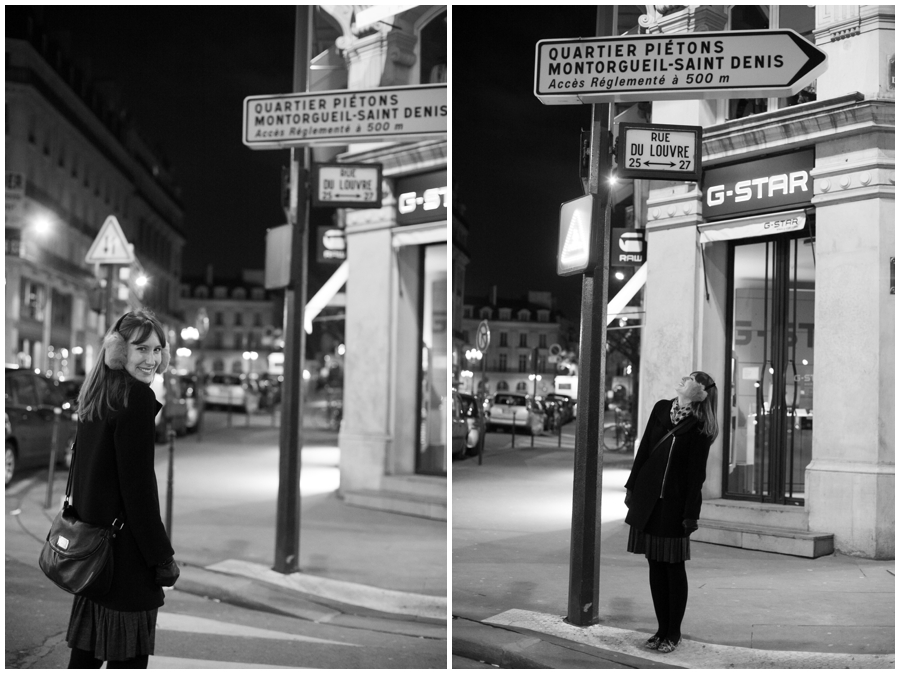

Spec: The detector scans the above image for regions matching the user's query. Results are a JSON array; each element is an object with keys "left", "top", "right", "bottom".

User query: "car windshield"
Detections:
[
  {"left": 494, "top": 394, "right": 526, "bottom": 406},
  {"left": 212, "top": 375, "right": 241, "bottom": 386}
]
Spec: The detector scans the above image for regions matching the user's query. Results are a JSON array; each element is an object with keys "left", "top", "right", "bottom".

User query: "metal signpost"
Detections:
[
  {"left": 85, "top": 215, "right": 135, "bottom": 330},
  {"left": 475, "top": 320, "right": 490, "bottom": 465},
  {"left": 536, "top": 19, "right": 827, "bottom": 628},
  {"left": 244, "top": 7, "right": 446, "bottom": 575}
]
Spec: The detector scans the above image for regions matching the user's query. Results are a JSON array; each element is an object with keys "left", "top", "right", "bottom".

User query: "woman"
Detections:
[
  {"left": 624, "top": 371, "right": 718, "bottom": 655},
  {"left": 66, "top": 310, "right": 180, "bottom": 669}
]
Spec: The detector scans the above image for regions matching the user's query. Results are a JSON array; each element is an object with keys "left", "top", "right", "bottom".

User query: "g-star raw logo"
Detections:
[
  {"left": 706, "top": 170, "right": 810, "bottom": 208},
  {"left": 618, "top": 231, "right": 643, "bottom": 253}
]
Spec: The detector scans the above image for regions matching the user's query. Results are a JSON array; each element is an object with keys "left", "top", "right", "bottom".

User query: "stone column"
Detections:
[
  {"left": 339, "top": 204, "right": 395, "bottom": 493},
  {"left": 641, "top": 183, "right": 727, "bottom": 498},
  {"left": 806, "top": 131, "right": 895, "bottom": 558}
]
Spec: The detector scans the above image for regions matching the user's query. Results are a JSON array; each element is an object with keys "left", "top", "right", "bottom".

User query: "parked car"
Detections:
[
  {"left": 150, "top": 372, "right": 188, "bottom": 442},
  {"left": 545, "top": 393, "right": 575, "bottom": 424},
  {"left": 486, "top": 392, "right": 544, "bottom": 435},
  {"left": 458, "top": 391, "right": 487, "bottom": 457},
  {"left": 204, "top": 373, "right": 260, "bottom": 412},
  {"left": 451, "top": 392, "right": 468, "bottom": 459},
  {"left": 5, "top": 367, "right": 77, "bottom": 485}
]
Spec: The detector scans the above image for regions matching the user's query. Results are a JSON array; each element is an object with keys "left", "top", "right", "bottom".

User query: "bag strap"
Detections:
[
  {"left": 64, "top": 438, "right": 125, "bottom": 531},
  {"left": 649, "top": 415, "right": 697, "bottom": 455}
]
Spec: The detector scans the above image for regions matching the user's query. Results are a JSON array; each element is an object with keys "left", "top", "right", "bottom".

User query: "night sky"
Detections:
[
  {"left": 18, "top": 6, "right": 338, "bottom": 289},
  {"left": 454, "top": 6, "right": 599, "bottom": 320}
]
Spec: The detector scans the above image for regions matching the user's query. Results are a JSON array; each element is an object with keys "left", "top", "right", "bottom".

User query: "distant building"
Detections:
[
  {"left": 5, "top": 10, "right": 185, "bottom": 378},
  {"left": 460, "top": 291, "right": 575, "bottom": 398},
  {"left": 178, "top": 270, "right": 281, "bottom": 377}
]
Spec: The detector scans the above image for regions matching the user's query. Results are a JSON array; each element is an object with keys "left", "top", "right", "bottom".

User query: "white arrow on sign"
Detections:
[
  {"left": 85, "top": 215, "right": 134, "bottom": 265},
  {"left": 535, "top": 29, "right": 827, "bottom": 104}
]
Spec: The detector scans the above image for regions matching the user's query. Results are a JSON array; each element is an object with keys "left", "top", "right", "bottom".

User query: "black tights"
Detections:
[
  {"left": 647, "top": 559, "right": 689, "bottom": 643},
  {"left": 68, "top": 647, "right": 149, "bottom": 669}
]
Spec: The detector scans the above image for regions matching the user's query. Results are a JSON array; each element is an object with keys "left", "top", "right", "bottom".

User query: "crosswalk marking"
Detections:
[
  {"left": 149, "top": 656, "right": 298, "bottom": 669},
  {"left": 158, "top": 612, "right": 361, "bottom": 646}
]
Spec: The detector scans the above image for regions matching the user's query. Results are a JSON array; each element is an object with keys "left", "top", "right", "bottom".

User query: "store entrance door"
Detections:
[{"left": 725, "top": 230, "right": 815, "bottom": 505}]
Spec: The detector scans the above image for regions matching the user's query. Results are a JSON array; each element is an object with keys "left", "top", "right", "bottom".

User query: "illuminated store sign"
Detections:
[
  {"left": 702, "top": 149, "right": 814, "bottom": 219},
  {"left": 396, "top": 170, "right": 447, "bottom": 226}
]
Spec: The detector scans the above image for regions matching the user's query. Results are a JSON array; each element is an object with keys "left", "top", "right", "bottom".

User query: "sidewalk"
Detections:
[
  {"left": 9, "top": 413, "right": 446, "bottom": 631},
  {"left": 452, "top": 431, "right": 895, "bottom": 669}
]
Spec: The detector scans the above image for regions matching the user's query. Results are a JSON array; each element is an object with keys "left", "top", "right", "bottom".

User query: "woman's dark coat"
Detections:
[
  {"left": 625, "top": 398, "right": 712, "bottom": 538},
  {"left": 71, "top": 376, "right": 174, "bottom": 611}
]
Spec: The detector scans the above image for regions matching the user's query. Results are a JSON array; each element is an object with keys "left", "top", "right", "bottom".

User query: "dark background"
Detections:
[
  {"left": 15, "top": 6, "right": 335, "bottom": 285},
  {"left": 454, "top": 6, "right": 599, "bottom": 320}
]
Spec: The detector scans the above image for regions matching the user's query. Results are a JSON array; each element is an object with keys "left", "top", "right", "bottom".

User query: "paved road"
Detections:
[{"left": 7, "top": 411, "right": 447, "bottom": 669}]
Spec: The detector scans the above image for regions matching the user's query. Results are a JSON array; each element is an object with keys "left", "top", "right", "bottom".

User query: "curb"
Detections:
[
  {"left": 452, "top": 617, "right": 671, "bottom": 669},
  {"left": 475, "top": 609, "right": 896, "bottom": 670}
]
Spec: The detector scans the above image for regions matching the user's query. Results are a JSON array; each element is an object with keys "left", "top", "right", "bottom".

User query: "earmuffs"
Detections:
[
  {"left": 681, "top": 378, "right": 709, "bottom": 403},
  {"left": 103, "top": 324, "right": 170, "bottom": 374}
]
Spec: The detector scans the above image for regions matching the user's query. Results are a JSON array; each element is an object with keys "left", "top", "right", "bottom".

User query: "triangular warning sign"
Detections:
[
  {"left": 560, "top": 211, "right": 589, "bottom": 266},
  {"left": 85, "top": 216, "right": 134, "bottom": 264}
]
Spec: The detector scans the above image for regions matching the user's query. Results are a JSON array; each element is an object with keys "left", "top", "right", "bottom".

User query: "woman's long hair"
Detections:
[
  {"left": 689, "top": 370, "right": 719, "bottom": 441},
  {"left": 78, "top": 310, "right": 167, "bottom": 422}
]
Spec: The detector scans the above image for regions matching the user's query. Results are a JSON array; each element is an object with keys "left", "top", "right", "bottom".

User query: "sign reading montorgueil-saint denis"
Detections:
[
  {"left": 312, "top": 163, "right": 382, "bottom": 209},
  {"left": 618, "top": 123, "right": 702, "bottom": 181},
  {"left": 534, "top": 30, "right": 827, "bottom": 104},
  {"left": 243, "top": 84, "right": 446, "bottom": 149}
]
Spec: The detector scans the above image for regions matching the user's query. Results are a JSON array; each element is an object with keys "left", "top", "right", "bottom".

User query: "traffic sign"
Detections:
[
  {"left": 243, "top": 84, "right": 447, "bottom": 149},
  {"left": 557, "top": 194, "right": 594, "bottom": 276},
  {"left": 476, "top": 320, "right": 491, "bottom": 352},
  {"left": 312, "top": 163, "right": 382, "bottom": 208},
  {"left": 617, "top": 123, "right": 702, "bottom": 181},
  {"left": 534, "top": 29, "right": 827, "bottom": 104},
  {"left": 85, "top": 215, "right": 134, "bottom": 265}
]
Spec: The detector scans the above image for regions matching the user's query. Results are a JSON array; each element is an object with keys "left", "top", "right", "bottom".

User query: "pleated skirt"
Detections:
[
  {"left": 66, "top": 595, "right": 158, "bottom": 661},
  {"left": 627, "top": 526, "right": 691, "bottom": 562}
]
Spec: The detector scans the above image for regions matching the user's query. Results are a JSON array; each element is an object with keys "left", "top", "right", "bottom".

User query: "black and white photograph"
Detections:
[
  {"left": 451, "top": 4, "right": 894, "bottom": 669},
  {"left": 6, "top": 5, "right": 446, "bottom": 668}
]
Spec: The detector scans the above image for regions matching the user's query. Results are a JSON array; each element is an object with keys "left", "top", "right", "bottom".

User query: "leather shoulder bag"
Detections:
[{"left": 39, "top": 441, "right": 124, "bottom": 596}]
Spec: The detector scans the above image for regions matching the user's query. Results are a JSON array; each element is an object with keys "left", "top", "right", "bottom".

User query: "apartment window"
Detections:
[
  {"left": 419, "top": 9, "right": 447, "bottom": 84},
  {"left": 499, "top": 308, "right": 511, "bottom": 320},
  {"left": 539, "top": 334, "right": 547, "bottom": 348},
  {"left": 518, "top": 333, "right": 528, "bottom": 347},
  {"left": 518, "top": 354, "right": 528, "bottom": 373},
  {"left": 518, "top": 309, "right": 530, "bottom": 321},
  {"left": 215, "top": 311, "right": 224, "bottom": 326},
  {"left": 499, "top": 332, "right": 508, "bottom": 347},
  {"left": 234, "top": 313, "right": 243, "bottom": 327},
  {"left": 498, "top": 354, "right": 507, "bottom": 372}
]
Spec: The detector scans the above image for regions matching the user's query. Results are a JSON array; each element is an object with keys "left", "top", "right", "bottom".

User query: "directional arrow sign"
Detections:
[
  {"left": 618, "top": 123, "right": 702, "bottom": 181},
  {"left": 535, "top": 29, "right": 827, "bottom": 104},
  {"left": 85, "top": 215, "right": 134, "bottom": 265},
  {"left": 312, "top": 163, "right": 383, "bottom": 209}
]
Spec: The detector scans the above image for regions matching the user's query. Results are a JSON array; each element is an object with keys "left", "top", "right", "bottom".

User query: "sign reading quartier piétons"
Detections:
[
  {"left": 535, "top": 29, "right": 827, "bottom": 104},
  {"left": 243, "top": 84, "right": 446, "bottom": 149}
]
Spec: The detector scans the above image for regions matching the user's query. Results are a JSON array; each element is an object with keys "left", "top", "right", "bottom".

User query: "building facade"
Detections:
[
  {"left": 460, "top": 291, "right": 575, "bottom": 399},
  {"left": 178, "top": 271, "right": 281, "bottom": 377},
  {"left": 635, "top": 5, "right": 893, "bottom": 559},
  {"left": 318, "top": 6, "right": 447, "bottom": 519},
  {"left": 5, "top": 13, "right": 185, "bottom": 379}
]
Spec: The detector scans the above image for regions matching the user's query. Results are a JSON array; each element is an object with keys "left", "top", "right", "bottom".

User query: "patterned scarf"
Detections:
[{"left": 670, "top": 399, "right": 693, "bottom": 426}]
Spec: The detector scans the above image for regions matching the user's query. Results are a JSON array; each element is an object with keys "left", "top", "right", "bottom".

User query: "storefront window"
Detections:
[
  {"left": 417, "top": 243, "right": 447, "bottom": 476},
  {"left": 725, "top": 230, "right": 815, "bottom": 504}
]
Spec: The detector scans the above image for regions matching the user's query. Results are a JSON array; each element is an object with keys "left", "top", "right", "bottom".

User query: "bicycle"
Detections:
[{"left": 602, "top": 409, "right": 635, "bottom": 452}]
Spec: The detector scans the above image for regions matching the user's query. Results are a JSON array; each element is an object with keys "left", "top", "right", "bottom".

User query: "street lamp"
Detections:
[
  {"left": 242, "top": 350, "right": 259, "bottom": 376},
  {"left": 529, "top": 373, "right": 542, "bottom": 398}
]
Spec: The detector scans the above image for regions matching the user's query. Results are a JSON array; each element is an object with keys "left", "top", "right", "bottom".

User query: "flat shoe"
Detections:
[
  {"left": 644, "top": 635, "right": 661, "bottom": 649},
  {"left": 657, "top": 638, "right": 680, "bottom": 654}
]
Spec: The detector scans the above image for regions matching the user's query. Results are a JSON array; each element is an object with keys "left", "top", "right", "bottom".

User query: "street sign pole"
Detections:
[
  {"left": 274, "top": 5, "right": 312, "bottom": 575},
  {"left": 566, "top": 4, "right": 613, "bottom": 628}
]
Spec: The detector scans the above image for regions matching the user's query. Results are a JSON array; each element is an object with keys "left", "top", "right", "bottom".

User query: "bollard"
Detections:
[
  {"left": 44, "top": 408, "right": 62, "bottom": 509},
  {"left": 531, "top": 417, "right": 535, "bottom": 448},
  {"left": 165, "top": 429, "right": 175, "bottom": 538},
  {"left": 227, "top": 389, "right": 233, "bottom": 427},
  {"left": 511, "top": 411, "right": 516, "bottom": 448},
  {"left": 246, "top": 399, "right": 251, "bottom": 427},
  {"left": 558, "top": 417, "right": 563, "bottom": 448}
]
